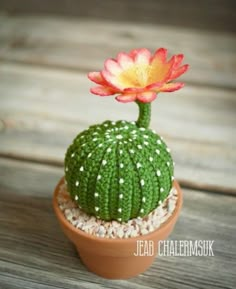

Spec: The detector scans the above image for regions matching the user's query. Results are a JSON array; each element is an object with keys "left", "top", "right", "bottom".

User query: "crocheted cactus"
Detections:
[
  {"left": 65, "top": 102, "right": 174, "bottom": 222},
  {"left": 64, "top": 48, "right": 188, "bottom": 222}
]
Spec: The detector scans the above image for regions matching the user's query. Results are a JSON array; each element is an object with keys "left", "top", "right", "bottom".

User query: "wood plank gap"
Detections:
[
  {"left": 0, "top": 58, "right": 235, "bottom": 93},
  {"left": 1, "top": 153, "right": 235, "bottom": 196}
]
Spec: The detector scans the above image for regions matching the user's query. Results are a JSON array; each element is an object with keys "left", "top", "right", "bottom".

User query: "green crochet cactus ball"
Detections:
[{"left": 65, "top": 117, "right": 174, "bottom": 222}]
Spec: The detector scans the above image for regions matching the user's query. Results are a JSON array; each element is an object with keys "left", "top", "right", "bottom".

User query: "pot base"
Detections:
[{"left": 53, "top": 178, "right": 183, "bottom": 279}]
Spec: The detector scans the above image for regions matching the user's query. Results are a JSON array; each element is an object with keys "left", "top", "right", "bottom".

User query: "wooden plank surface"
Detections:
[
  {"left": 0, "top": 158, "right": 235, "bottom": 289},
  {"left": 0, "top": 14, "right": 235, "bottom": 89},
  {"left": 0, "top": 63, "right": 235, "bottom": 193},
  {"left": 0, "top": 0, "right": 235, "bottom": 33}
]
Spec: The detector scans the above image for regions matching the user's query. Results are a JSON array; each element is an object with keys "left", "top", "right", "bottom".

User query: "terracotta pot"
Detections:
[{"left": 53, "top": 178, "right": 183, "bottom": 279}]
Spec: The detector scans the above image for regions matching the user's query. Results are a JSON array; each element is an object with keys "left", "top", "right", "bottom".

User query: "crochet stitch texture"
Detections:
[{"left": 65, "top": 103, "right": 174, "bottom": 222}]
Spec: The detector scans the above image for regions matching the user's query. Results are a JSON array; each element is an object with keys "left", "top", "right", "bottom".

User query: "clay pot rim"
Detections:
[{"left": 53, "top": 177, "right": 183, "bottom": 244}]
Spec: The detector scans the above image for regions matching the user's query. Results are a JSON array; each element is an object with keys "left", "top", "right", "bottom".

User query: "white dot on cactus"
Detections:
[
  {"left": 75, "top": 180, "right": 79, "bottom": 186},
  {"left": 93, "top": 132, "right": 98, "bottom": 135},
  {"left": 98, "top": 143, "right": 103, "bottom": 147},
  {"left": 118, "top": 218, "right": 122, "bottom": 222},
  {"left": 167, "top": 161, "right": 170, "bottom": 166},
  {"left": 119, "top": 194, "right": 123, "bottom": 199},
  {"left": 120, "top": 163, "right": 124, "bottom": 168},
  {"left": 115, "top": 127, "right": 119, "bottom": 131},
  {"left": 118, "top": 208, "right": 122, "bottom": 213},
  {"left": 158, "top": 200, "right": 163, "bottom": 205},
  {"left": 94, "top": 192, "right": 99, "bottom": 197},
  {"left": 105, "top": 135, "right": 110, "bottom": 138},
  {"left": 124, "top": 125, "right": 128, "bottom": 130},
  {"left": 82, "top": 143, "right": 86, "bottom": 147},
  {"left": 104, "top": 123, "right": 108, "bottom": 127},
  {"left": 156, "top": 149, "right": 160, "bottom": 155},
  {"left": 131, "top": 121, "right": 136, "bottom": 125},
  {"left": 71, "top": 153, "right": 75, "bottom": 158},
  {"left": 140, "top": 208, "right": 144, "bottom": 213},
  {"left": 119, "top": 150, "right": 123, "bottom": 155},
  {"left": 65, "top": 167, "right": 68, "bottom": 172},
  {"left": 137, "top": 162, "right": 142, "bottom": 169},
  {"left": 102, "top": 160, "right": 107, "bottom": 166},
  {"left": 157, "top": 139, "right": 162, "bottom": 145},
  {"left": 138, "top": 145, "right": 142, "bottom": 149},
  {"left": 116, "top": 135, "right": 123, "bottom": 139},
  {"left": 142, "top": 197, "right": 146, "bottom": 202},
  {"left": 144, "top": 141, "right": 149, "bottom": 146},
  {"left": 172, "top": 176, "right": 175, "bottom": 181},
  {"left": 107, "top": 147, "right": 112, "bottom": 153},
  {"left": 124, "top": 141, "right": 128, "bottom": 144},
  {"left": 149, "top": 157, "right": 153, "bottom": 162},
  {"left": 140, "top": 127, "right": 145, "bottom": 131},
  {"left": 173, "top": 162, "right": 176, "bottom": 166},
  {"left": 88, "top": 153, "right": 92, "bottom": 158},
  {"left": 97, "top": 175, "right": 101, "bottom": 180},
  {"left": 95, "top": 207, "right": 99, "bottom": 211},
  {"left": 152, "top": 129, "right": 156, "bottom": 133},
  {"left": 166, "top": 147, "right": 171, "bottom": 152},
  {"left": 140, "top": 179, "right": 145, "bottom": 186},
  {"left": 160, "top": 136, "right": 164, "bottom": 140},
  {"left": 119, "top": 178, "right": 124, "bottom": 184},
  {"left": 129, "top": 149, "right": 134, "bottom": 154},
  {"left": 157, "top": 170, "right": 161, "bottom": 177},
  {"left": 75, "top": 195, "right": 78, "bottom": 201},
  {"left": 80, "top": 166, "right": 84, "bottom": 172},
  {"left": 131, "top": 130, "right": 137, "bottom": 134},
  {"left": 129, "top": 139, "right": 133, "bottom": 142},
  {"left": 160, "top": 187, "right": 164, "bottom": 192},
  {"left": 111, "top": 121, "right": 116, "bottom": 125},
  {"left": 93, "top": 138, "right": 98, "bottom": 142},
  {"left": 121, "top": 120, "right": 125, "bottom": 123},
  {"left": 143, "top": 135, "right": 149, "bottom": 139}
]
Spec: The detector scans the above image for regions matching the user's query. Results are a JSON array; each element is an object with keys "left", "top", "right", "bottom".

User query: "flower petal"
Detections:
[
  {"left": 146, "top": 82, "right": 163, "bottom": 90},
  {"left": 134, "top": 48, "right": 151, "bottom": 65},
  {"left": 90, "top": 86, "right": 117, "bottom": 96},
  {"left": 137, "top": 91, "right": 157, "bottom": 103},
  {"left": 170, "top": 64, "right": 189, "bottom": 80},
  {"left": 159, "top": 82, "right": 184, "bottom": 92},
  {"left": 116, "top": 93, "right": 137, "bottom": 103},
  {"left": 173, "top": 54, "right": 184, "bottom": 69},
  {"left": 102, "top": 70, "right": 124, "bottom": 90},
  {"left": 117, "top": 53, "right": 134, "bottom": 70},
  {"left": 104, "top": 59, "right": 123, "bottom": 76},
  {"left": 151, "top": 48, "right": 167, "bottom": 64},
  {"left": 88, "top": 72, "right": 106, "bottom": 85}
]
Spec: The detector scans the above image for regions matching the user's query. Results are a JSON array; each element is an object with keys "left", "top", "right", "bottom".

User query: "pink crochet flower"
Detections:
[{"left": 88, "top": 48, "right": 189, "bottom": 103}]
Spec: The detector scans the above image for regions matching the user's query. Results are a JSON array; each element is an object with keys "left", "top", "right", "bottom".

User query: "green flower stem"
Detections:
[{"left": 136, "top": 101, "right": 151, "bottom": 129}]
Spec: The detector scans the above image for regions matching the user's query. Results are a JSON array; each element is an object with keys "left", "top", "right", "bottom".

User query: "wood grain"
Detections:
[
  {"left": 0, "top": 158, "right": 235, "bottom": 289},
  {"left": 0, "top": 14, "right": 235, "bottom": 89},
  {"left": 0, "top": 63, "right": 235, "bottom": 193},
  {"left": 0, "top": 0, "right": 235, "bottom": 33}
]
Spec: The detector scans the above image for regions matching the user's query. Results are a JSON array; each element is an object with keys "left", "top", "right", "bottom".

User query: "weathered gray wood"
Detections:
[
  {"left": 0, "top": 63, "right": 235, "bottom": 193},
  {"left": 0, "top": 0, "right": 235, "bottom": 33},
  {"left": 0, "top": 14, "right": 235, "bottom": 89},
  {"left": 0, "top": 158, "right": 235, "bottom": 289}
]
